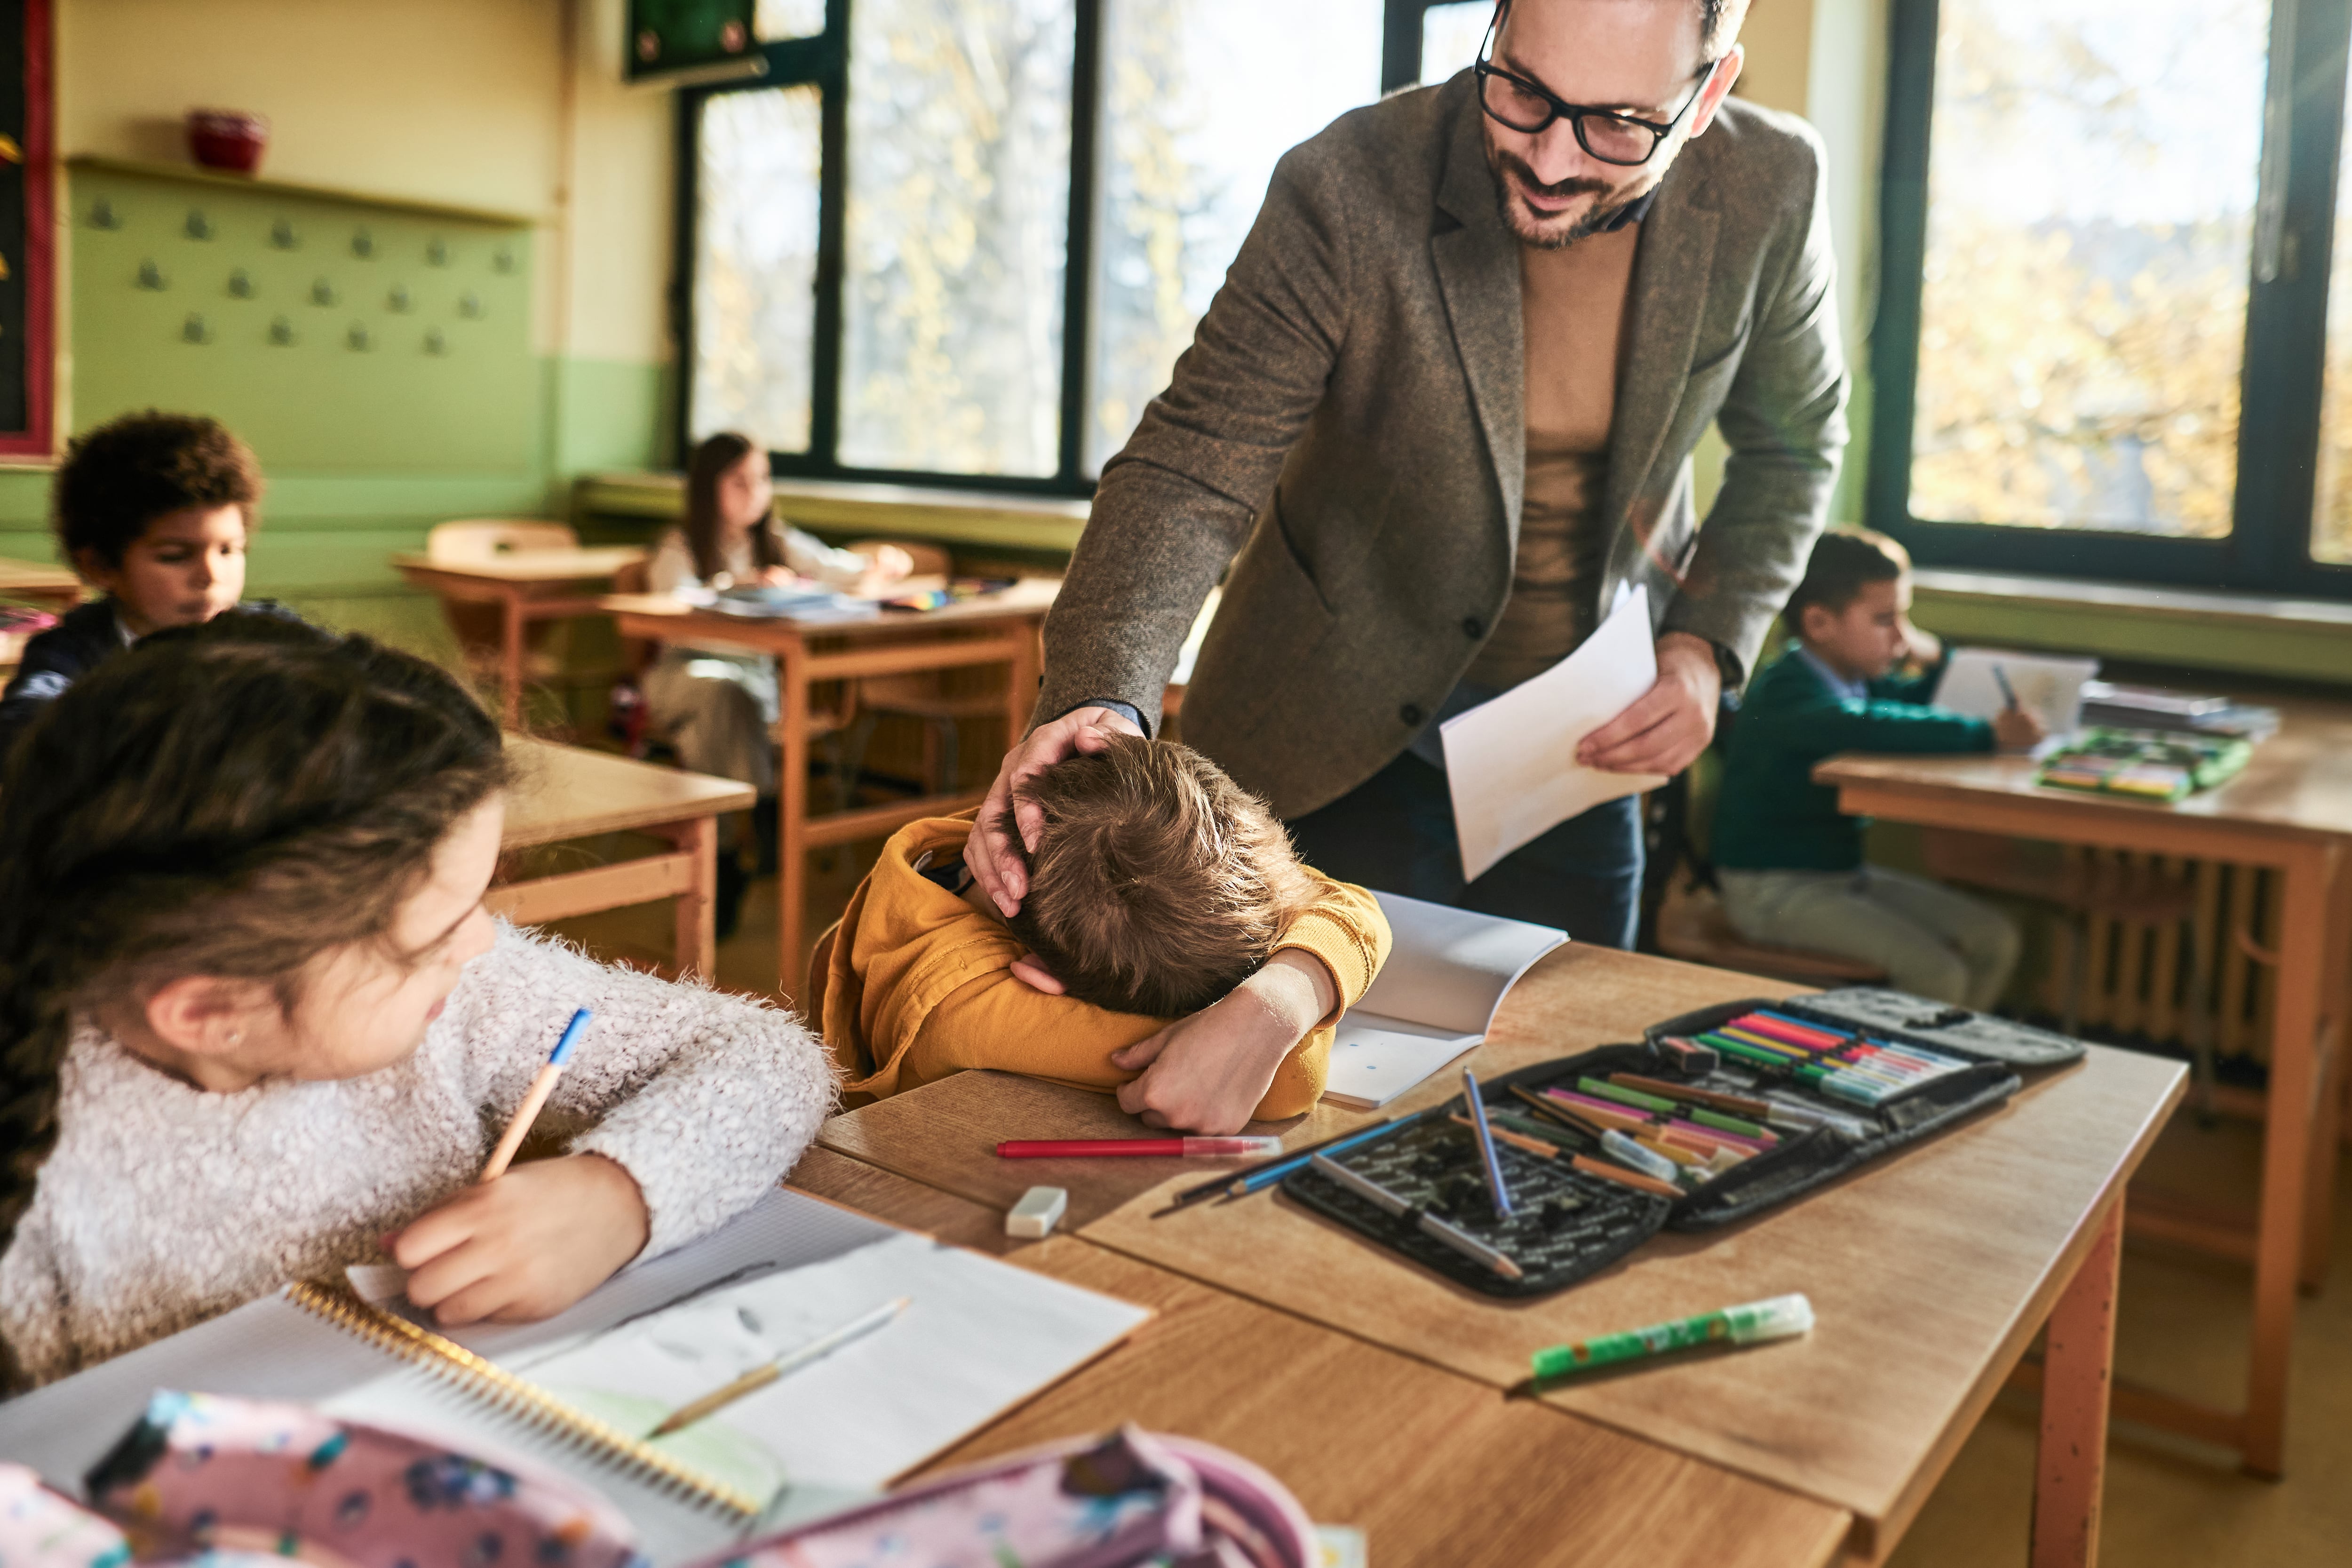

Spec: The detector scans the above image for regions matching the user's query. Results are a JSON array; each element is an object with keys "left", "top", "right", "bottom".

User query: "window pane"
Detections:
[
  {"left": 1420, "top": 1, "right": 1493, "bottom": 86},
  {"left": 2313, "top": 80, "right": 2352, "bottom": 562},
  {"left": 841, "top": 0, "right": 1075, "bottom": 477},
  {"left": 1088, "top": 0, "right": 1381, "bottom": 472},
  {"left": 692, "top": 86, "right": 823, "bottom": 454},
  {"left": 1910, "top": 0, "right": 2266, "bottom": 537},
  {"left": 755, "top": 0, "right": 825, "bottom": 41}
]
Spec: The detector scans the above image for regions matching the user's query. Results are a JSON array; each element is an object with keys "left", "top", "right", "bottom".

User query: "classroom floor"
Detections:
[{"left": 546, "top": 864, "right": 2352, "bottom": 1567}]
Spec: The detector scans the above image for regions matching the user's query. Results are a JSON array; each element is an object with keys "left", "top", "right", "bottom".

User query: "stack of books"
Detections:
[{"left": 2077, "top": 680, "right": 2279, "bottom": 741}]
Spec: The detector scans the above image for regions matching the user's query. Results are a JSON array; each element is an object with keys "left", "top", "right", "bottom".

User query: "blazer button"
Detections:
[
  {"left": 1400, "top": 703, "right": 1424, "bottom": 726},
  {"left": 1462, "top": 616, "right": 1485, "bottom": 639}
]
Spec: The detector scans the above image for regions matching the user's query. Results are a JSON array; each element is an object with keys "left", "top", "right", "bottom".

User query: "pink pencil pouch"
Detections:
[
  {"left": 80, "top": 1390, "right": 645, "bottom": 1568},
  {"left": 693, "top": 1425, "right": 1319, "bottom": 1568}
]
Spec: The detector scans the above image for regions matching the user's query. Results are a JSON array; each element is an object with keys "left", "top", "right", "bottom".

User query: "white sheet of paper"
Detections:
[
  {"left": 1438, "top": 583, "right": 1669, "bottom": 882},
  {"left": 1319, "top": 893, "right": 1566, "bottom": 1109},
  {"left": 1934, "top": 647, "right": 2100, "bottom": 735}
]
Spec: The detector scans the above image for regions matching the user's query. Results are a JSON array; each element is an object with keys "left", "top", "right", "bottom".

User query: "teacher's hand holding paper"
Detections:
[
  {"left": 1579, "top": 629, "right": 1724, "bottom": 777},
  {"left": 1439, "top": 586, "right": 1677, "bottom": 883}
]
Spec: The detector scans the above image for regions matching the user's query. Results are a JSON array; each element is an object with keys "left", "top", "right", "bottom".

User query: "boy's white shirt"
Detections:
[{"left": 0, "top": 922, "right": 836, "bottom": 1387}]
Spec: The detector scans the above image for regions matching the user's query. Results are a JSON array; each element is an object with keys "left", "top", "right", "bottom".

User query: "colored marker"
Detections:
[
  {"left": 1309, "top": 1154, "right": 1523, "bottom": 1281},
  {"left": 1163, "top": 1118, "right": 1405, "bottom": 1210},
  {"left": 481, "top": 1008, "right": 592, "bottom": 1182},
  {"left": 1461, "top": 1067, "right": 1515, "bottom": 1218},
  {"left": 1686, "top": 1106, "right": 1777, "bottom": 1142},
  {"left": 996, "top": 1137, "right": 1285, "bottom": 1158},
  {"left": 1572, "top": 1154, "right": 1682, "bottom": 1200},
  {"left": 1609, "top": 1075, "right": 1773, "bottom": 1119},
  {"left": 1601, "top": 1129, "right": 1685, "bottom": 1186},
  {"left": 1579, "top": 1077, "right": 1679, "bottom": 1115},
  {"left": 1531, "top": 1293, "right": 1815, "bottom": 1379},
  {"left": 1754, "top": 1010, "right": 1854, "bottom": 1046},
  {"left": 1451, "top": 1114, "right": 1557, "bottom": 1160}
]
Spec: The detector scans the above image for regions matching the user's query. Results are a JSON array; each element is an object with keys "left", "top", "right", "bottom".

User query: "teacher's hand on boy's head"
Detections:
[
  {"left": 1576, "top": 631, "right": 1724, "bottom": 776},
  {"left": 965, "top": 705, "right": 1147, "bottom": 915},
  {"left": 1110, "top": 951, "right": 1335, "bottom": 1134},
  {"left": 392, "top": 1153, "right": 650, "bottom": 1327}
]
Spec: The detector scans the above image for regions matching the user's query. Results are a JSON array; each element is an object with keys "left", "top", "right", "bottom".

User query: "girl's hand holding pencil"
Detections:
[{"left": 388, "top": 1008, "right": 650, "bottom": 1327}]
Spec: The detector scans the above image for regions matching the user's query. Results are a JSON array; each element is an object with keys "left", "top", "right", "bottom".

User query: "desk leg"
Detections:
[
  {"left": 501, "top": 591, "right": 526, "bottom": 730},
  {"left": 672, "top": 815, "right": 718, "bottom": 981},
  {"left": 2242, "top": 845, "right": 2334, "bottom": 1478},
  {"left": 777, "top": 641, "right": 810, "bottom": 1001},
  {"left": 2299, "top": 855, "right": 2352, "bottom": 1291},
  {"left": 2033, "top": 1196, "right": 2121, "bottom": 1568}
]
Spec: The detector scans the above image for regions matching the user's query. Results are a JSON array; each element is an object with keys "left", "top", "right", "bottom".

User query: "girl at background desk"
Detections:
[
  {"left": 642, "top": 431, "right": 915, "bottom": 934},
  {"left": 0, "top": 615, "right": 834, "bottom": 1392}
]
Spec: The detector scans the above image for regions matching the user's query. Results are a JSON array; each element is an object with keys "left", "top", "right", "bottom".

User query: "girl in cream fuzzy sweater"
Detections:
[{"left": 0, "top": 615, "right": 835, "bottom": 1390}]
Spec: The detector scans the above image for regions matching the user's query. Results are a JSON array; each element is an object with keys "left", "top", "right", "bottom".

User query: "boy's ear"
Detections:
[
  {"left": 1796, "top": 602, "right": 1832, "bottom": 642},
  {"left": 1009, "top": 955, "right": 1067, "bottom": 995},
  {"left": 143, "top": 975, "right": 277, "bottom": 1056}
]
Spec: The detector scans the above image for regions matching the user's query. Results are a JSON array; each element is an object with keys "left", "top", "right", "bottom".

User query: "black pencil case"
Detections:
[
  {"left": 1757, "top": 986, "right": 2086, "bottom": 1068},
  {"left": 1282, "top": 1001, "right": 2032, "bottom": 1297}
]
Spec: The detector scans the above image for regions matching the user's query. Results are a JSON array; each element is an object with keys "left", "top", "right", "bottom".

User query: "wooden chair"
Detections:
[{"left": 1654, "top": 878, "right": 1893, "bottom": 988}]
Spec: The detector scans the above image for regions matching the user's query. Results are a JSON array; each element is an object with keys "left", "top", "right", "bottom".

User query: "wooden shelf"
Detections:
[{"left": 65, "top": 154, "right": 539, "bottom": 228}]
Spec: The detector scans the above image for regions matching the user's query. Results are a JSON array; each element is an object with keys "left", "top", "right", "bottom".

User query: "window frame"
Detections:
[
  {"left": 1867, "top": 0, "right": 2352, "bottom": 598},
  {"left": 672, "top": 0, "right": 1462, "bottom": 493}
]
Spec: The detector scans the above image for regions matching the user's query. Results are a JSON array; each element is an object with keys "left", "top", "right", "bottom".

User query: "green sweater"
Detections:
[{"left": 1712, "top": 643, "right": 1994, "bottom": 872}]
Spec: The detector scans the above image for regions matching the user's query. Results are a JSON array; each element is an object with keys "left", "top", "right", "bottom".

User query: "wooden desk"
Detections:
[
  {"left": 491, "top": 736, "right": 754, "bottom": 979},
  {"left": 789, "top": 1147, "right": 1852, "bottom": 1568},
  {"left": 813, "top": 945, "right": 2185, "bottom": 1566},
  {"left": 0, "top": 556, "right": 85, "bottom": 611},
  {"left": 604, "top": 578, "right": 1055, "bottom": 990},
  {"left": 393, "top": 548, "right": 648, "bottom": 726},
  {"left": 1815, "top": 695, "right": 2352, "bottom": 1476}
]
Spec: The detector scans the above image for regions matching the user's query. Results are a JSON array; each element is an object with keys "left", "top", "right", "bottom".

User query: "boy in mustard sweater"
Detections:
[
  {"left": 809, "top": 733, "right": 1391, "bottom": 1133},
  {"left": 1712, "top": 529, "right": 2042, "bottom": 1007}
]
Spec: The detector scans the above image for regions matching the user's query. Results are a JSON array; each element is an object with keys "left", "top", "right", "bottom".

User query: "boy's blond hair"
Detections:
[{"left": 1008, "top": 736, "right": 1321, "bottom": 1017}]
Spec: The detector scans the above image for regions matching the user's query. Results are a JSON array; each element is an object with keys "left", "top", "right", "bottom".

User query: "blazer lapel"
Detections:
[
  {"left": 1605, "top": 166, "right": 1718, "bottom": 548},
  {"left": 1431, "top": 96, "right": 1525, "bottom": 549}
]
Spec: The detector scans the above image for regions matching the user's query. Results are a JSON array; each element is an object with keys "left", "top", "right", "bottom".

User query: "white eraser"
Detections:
[
  {"left": 1006, "top": 1186, "right": 1068, "bottom": 1239},
  {"left": 345, "top": 1263, "right": 410, "bottom": 1304}
]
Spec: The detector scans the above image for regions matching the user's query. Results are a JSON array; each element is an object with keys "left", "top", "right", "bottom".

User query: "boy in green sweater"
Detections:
[{"left": 1712, "top": 530, "right": 2043, "bottom": 1007}]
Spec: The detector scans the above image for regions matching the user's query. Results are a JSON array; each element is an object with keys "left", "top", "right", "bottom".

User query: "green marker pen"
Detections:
[{"left": 1531, "top": 1293, "right": 1814, "bottom": 1379}]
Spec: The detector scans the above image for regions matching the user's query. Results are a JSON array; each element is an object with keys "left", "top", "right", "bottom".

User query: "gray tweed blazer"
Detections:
[{"left": 1036, "top": 74, "right": 1849, "bottom": 819}]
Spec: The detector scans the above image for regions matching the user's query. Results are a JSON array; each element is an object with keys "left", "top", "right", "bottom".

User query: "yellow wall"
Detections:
[{"left": 57, "top": 0, "right": 673, "bottom": 368}]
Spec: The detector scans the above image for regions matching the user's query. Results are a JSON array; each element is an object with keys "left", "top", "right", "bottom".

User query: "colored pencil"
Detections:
[{"left": 480, "top": 1008, "right": 592, "bottom": 1182}]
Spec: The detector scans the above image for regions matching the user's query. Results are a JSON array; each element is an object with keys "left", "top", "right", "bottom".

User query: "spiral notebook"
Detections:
[{"left": 0, "top": 1189, "right": 1151, "bottom": 1565}]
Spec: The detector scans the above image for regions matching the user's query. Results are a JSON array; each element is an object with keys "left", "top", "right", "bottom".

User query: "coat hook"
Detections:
[
  {"left": 457, "top": 290, "right": 483, "bottom": 318},
  {"left": 137, "top": 258, "right": 167, "bottom": 290},
  {"left": 493, "top": 247, "right": 516, "bottom": 274},
  {"left": 182, "top": 313, "right": 210, "bottom": 344},
  {"left": 311, "top": 278, "right": 337, "bottom": 307},
  {"left": 424, "top": 326, "right": 447, "bottom": 355},
  {"left": 227, "top": 268, "right": 254, "bottom": 299},
  {"left": 270, "top": 217, "right": 299, "bottom": 249},
  {"left": 269, "top": 315, "right": 297, "bottom": 346},
  {"left": 184, "top": 209, "right": 213, "bottom": 240},
  {"left": 426, "top": 237, "right": 450, "bottom": 267},
  {"left": 347, "top": 322, "right": 372, "bottom": 351},
  {"left": 351, "top": 226, "right": 374, "bottom": 258},
  {"left": 89, "top": 197, "right": 122, "bottom": 230},
  {"left": 387, "top": 283, "right": 412, "bottom": 312}
]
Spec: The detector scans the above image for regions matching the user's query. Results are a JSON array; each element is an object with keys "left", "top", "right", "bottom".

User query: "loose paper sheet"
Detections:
[
  {"left": 1934, "top": 648, "right": 2100, "bottom": 736},
  {"left": 1439, "top": 584, "right": 1669, "bottom": 883},
  {"left": 1321, "top": 893, "right": 1566, "bottom": 1110}
]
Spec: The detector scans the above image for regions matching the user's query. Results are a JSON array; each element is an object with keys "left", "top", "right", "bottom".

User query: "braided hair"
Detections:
[{"left": 0, "top": 613, "right": 505, "bottom": 1389}]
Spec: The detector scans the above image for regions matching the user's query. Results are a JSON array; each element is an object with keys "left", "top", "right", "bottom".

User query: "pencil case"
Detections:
[
  {"left": 1758, "top": 986, "right": 2086, "bottom": 1068},
  {"left": 1283, "top": 996, "right": 2038, "bottom": 1297}
]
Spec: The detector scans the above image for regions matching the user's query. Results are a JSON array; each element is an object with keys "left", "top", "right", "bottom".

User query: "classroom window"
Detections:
[
  {"left": 1416, "top": 1, "right": 1493, "bottom": 85},
  {"left": 680, "top": 1, "right": 1463, "bottom": 493},
  {"left": 1086, "top": 0, "right": 1382, "bottom": 472},
  {"left": 1873, "top": 0, "right": 2352, "bottom": 597}
]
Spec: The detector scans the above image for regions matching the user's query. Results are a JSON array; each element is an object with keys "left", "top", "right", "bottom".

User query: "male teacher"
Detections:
[{"left": 969, "top": 0, "right": 1845, "bottom": 1069}]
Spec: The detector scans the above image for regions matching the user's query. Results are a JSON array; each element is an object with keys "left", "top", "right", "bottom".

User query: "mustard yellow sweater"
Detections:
[{"left": 807, "top": 814, "right": 1391, "bottom": 1120}]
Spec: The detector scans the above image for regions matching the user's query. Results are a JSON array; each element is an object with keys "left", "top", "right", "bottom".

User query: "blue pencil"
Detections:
[
  {"left": 1161, "top": 1117, "right": 1404, "bottom": 1210},
  {"left": 1992, "top": 663, "right": 2020, "bottom": 711},
  {"left": 1461, "top": 1067, "right": 1516, "bottom": 1219}
]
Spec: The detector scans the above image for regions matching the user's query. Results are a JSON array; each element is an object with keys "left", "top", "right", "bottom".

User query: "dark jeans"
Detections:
[{"left": 1285, "top": 751, "right": 1644, "bottom": 949}]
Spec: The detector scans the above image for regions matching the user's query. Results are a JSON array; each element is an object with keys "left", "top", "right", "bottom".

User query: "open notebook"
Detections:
[
  {"left": 0, "top": 1188, "right": 1151, "bottom": 1565},
  {"left": 1321, "top": 891, "right": 1567, "bottom": 1109}
]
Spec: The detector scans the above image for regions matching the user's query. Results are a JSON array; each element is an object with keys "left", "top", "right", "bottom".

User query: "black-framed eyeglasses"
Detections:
[{"left": 1473, "top": 6, "right": 1718, "bottom": 168}]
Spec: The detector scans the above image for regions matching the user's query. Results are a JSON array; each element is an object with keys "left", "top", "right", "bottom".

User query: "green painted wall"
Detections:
[{"left": 1, "top": 164, "right": 669, "bottom": 660}]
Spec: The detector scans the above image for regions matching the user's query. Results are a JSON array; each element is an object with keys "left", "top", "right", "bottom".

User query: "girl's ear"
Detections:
[
  {"left": 143, "top": 975, "right": 276, "bottom": 1056},
  {"left": 1009, "top": 955, "right": 1067, "bottom": 995}
]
